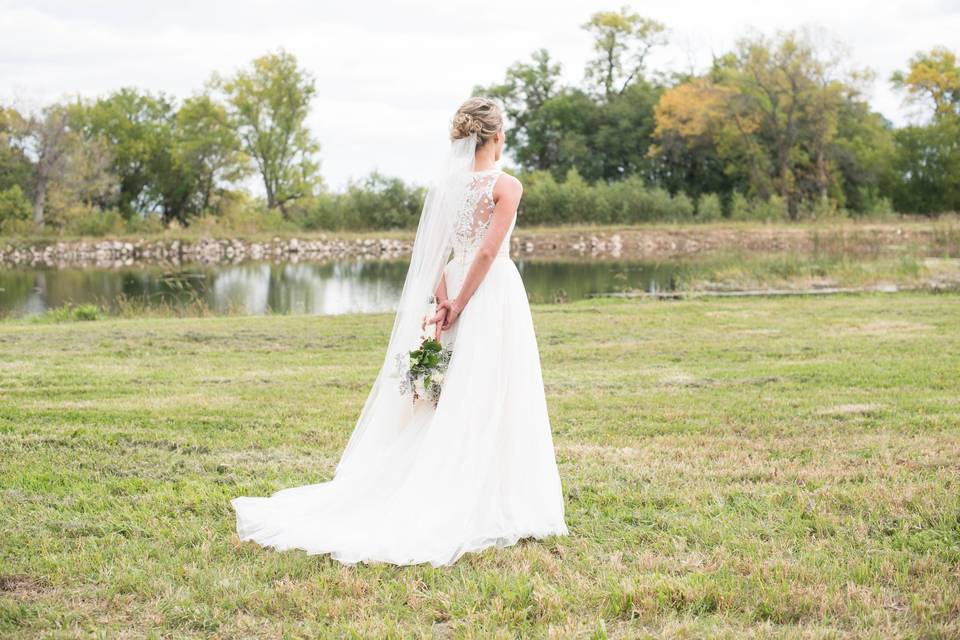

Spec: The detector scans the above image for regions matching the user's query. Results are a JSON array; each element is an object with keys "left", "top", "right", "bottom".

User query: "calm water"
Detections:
[{"left": 0, "top": 259, "right": 688, "bottom": 318}]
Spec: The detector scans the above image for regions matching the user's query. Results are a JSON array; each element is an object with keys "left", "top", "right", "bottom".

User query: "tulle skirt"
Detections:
[{"left": 230, "top": 256, "right": 569, "bottom": 567}]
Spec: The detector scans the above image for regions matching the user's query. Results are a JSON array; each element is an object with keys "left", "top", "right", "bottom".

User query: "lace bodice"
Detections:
[{"left": 450, "top": 169, "right": 514, "bottom": 265}]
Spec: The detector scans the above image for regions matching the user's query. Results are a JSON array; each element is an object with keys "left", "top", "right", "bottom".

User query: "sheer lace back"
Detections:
[{"left": 451, "top": 169, "right": 512, "bottom": 265}]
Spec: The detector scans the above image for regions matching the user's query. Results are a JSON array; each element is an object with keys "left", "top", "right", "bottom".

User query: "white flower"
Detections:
[{"left": 432, "top": 371, "right": 445, "bottom": 385}]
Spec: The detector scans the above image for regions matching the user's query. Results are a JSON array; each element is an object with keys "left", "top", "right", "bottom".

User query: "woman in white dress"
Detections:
[{"left": 231, "top": 97, "right": 569, "bottom": 567}]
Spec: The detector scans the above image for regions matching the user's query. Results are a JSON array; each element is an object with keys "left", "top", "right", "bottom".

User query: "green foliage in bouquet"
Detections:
[{"left": 396, "top": 337, "right": 453, "bottom": 407}]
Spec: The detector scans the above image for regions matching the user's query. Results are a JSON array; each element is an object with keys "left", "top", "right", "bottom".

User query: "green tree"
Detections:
[
  {"left": 653, "top": 30, "right": 870, "bottom": 218},
  {"left": 723, "top": 31, "right": 853, "bottom": 218},
  {"left": 22, "top": 104, "right": 77, "bottom": 227},
  {"left": 831, "top": 100, "right": 896, "bottom": 214},
  {"left": 891, "top": 120, "right": 960, "bottom": 213},
  {"left": 478, "top": 49, "right": 564, "bottom": 172},
  {"left": 0, "top": 184, "right": 32, "bottom": 231},
  {"left": 218, "top": 50, "right": 321, "bottom": 215},
  {"left": 891, "top": 46, "right": 960, "bottom": 120},
  {"left": 890, "top": 47, "right": 960, "bottom": 213},
  {"left": 480, "top": 10, "right": 665, "bottom": 184},
  {"left": 0, "top": 107, "right": 33, "bottom": 194},
  {"left": 174, "top": 94, "right": 249, "bottom": 215},
  {"left": 581, "top": 6, "right": 667, "bottom": 99},
  {"left": 340, "top": 171, "right": 425, "bottom": 229},
  {"left": 649, "top": 78, "right": 740, "bottom": 200},
  {"left": 590, "top": 80, "right": 662, "bottom": 181},
  {"left": 73, "top": 88, "right": 176, "bottom": 218}
]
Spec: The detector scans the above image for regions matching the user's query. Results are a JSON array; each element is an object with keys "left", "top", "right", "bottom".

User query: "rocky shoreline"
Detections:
[
  {"left": 0, "top": 236, "right": 412, "bottom": 269},
  {"left": 0, "top": 223, "right": 949, "bottom": 269}
]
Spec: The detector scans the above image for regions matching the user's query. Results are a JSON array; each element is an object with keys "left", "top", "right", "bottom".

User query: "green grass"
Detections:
[{"left": 1, "top": 293, "right": 958, "bottom": 638}]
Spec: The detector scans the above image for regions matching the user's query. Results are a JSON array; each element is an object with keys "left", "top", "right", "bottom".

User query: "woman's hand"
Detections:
[
  {"left": 438, "top": 299, "right": 463, "bottom": 330},
  {"left": 425, "top": 297, "right": 464, "bottom": 337},
  {"left": 423, "top": 305, "right": 448, "bottom": 341}
]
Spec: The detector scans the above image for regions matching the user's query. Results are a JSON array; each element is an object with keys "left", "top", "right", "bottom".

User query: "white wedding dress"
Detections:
[{"left": 231, "top": 167, "right": 569, "bottom": 567}]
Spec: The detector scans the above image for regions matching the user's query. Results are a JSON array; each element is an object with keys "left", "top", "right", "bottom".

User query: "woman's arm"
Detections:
[
  {"left": 432, "top": 174, "right": 523, "bottom": 331},
  {"left": 423, "top": 274, "right": 449, "bottom": 341},
  {"left": 434, "top": 274, "right": 449, "bottom": 304}
]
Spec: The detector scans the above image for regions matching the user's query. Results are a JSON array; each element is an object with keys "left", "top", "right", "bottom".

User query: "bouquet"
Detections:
[{"left": 396, "top": 336, "right": 453, "bottom": 407}]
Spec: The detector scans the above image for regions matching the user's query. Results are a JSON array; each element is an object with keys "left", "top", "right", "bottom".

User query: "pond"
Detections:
[{"left": 0, "top": 259, "right": 689, "bottom": 318}]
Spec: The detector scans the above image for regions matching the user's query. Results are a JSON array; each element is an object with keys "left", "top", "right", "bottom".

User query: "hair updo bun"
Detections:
[{"left": 450, "top": 96, "right": 503, "bottom": 146}]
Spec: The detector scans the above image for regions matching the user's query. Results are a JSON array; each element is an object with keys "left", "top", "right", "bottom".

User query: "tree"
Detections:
[
  {"left": 22, "top": 104, "right": 75, "bottom": 227},
  {"left": 478, "top": 49, "right": 563, "bottom": 172},
  {"left": 891, "top": 47, "right": 960, "bottom": 120},
  {"left": 44, "top": 124, "right": 117, "bottom": 224},
  {"left": 652, "top": 31, "right": 865, "bottom": 218},
  {"left": 725, "top": 31, "right": 852, "bottom": 218},
  {"left": 72, "top": 89, "right": 247, "bottom": 224},
  {"left": 478, "top": 48, "right": 661, "bottom": 184},
  {"left": 581, "top": 7, "right": 666, "bottom": 99},
  {"left": 0, "top": 185, "right": 32, "bottom": 231},
  {"left": 73, "top": 88, "right": 177, "bottom": 218},
  {"left": 341, "top": 171, "right": 426, "bottom": 229},
  {"left": 890, "top": 120, "right": 960, "bottom": 213},
  {"left": 831, "top": 99, "right": 897, "bottom": 214},
  {"left": 890, "top": 47, "right": 960, "bottom": 213},
  {"left": 218, "top": 50, "right": 321, "bottom": 215},
  {"left": 591, "top": 80, "right": 663, "bottom": 182},
  {"left": 0, "top": 107, "right": 33, "bottom": 194},
  {"left": 174, "top": 94, "right": 249, "bottom": 215},
  {"left": 649, "top": 78, "right": 744, "bottom": 199}
]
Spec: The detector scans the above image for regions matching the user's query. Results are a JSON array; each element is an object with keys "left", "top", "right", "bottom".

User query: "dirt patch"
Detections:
[
  {"left": 844, "top": 321, "right": 933, "bottom": 335},
  {"left": 558, "top": 443, "right": 641, "bottom": 461},
  {"left": 0, "top": 574, "right": 47, "bottom": 598},
  {"left": 817, "top": 404, "right": 883, "bottom": 417}
]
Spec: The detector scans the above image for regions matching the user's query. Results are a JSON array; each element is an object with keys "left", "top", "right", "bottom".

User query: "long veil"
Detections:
[{"left": 333, "top": 135, "right": 478, "bottom": 477}]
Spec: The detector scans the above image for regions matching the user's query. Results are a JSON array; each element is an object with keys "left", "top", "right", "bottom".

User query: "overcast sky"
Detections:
[{"left": 2, "top": 0, "right": 958, "bottom": 190}]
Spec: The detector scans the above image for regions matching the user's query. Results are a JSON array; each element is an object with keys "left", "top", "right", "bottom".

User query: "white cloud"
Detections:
[{"left": 2, "top": 0, "right": 958, "bottom": 189}]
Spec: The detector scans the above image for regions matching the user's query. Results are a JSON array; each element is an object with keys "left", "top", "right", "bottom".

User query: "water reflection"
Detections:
[{"left": 0, "top": 259, "right": 685, "bottom": 318}]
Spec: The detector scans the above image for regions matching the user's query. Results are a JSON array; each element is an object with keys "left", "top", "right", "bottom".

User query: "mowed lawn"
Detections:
[{"left": 1, "top": 293, "right": 958, "bottom": 638}]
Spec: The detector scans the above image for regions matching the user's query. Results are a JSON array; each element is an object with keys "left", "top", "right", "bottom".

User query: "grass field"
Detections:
[{"left": 1, "top": 292, "right": 958, "bottom": 638}]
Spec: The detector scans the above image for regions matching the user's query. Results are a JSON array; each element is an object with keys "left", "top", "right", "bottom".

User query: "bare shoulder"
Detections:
[{"left": 493, "top": 172, "right": 523, "bottom": 201}]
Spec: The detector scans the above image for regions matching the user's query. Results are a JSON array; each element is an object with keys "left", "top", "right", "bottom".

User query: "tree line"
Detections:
[
  {"left": 1, "top": 9, "right": 958, "bottom": 236},
  {"left": 480, "top": 10, "right": 958, "bottom": 221},
  {"left": 0, "top": 50, "right": 323, "bottom": 234}
]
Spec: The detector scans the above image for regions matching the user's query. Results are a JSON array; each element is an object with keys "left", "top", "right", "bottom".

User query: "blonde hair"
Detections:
[{"left": 450, "top": 97, "right": 503, "bottom": 146}]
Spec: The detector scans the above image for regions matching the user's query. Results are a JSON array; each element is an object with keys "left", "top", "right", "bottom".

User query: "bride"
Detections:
[{"left": 231, "top": 97, "right": 569, "bottom": 567}]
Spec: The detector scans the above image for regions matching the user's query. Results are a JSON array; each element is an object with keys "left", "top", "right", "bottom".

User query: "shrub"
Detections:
[
  {"left": 63, "top": 206, "right": 126, "bottom": 237},
  {"left": 638, "top": 187, "right": 673, "bottom": 222},
  {"left": 755, "top": 194, "right": 789, "bottom": 221},
  {"left": 697, "top": 193, "right": 723, "bottom": 221},
  {"left": 730, "top": 192, "right": 789, "bottom": 222},
  {"left": 594, "top": 177, "right": 648, "bottom": 224},
  {"left": 0, "top": 185, "right": 32, "bottom": 233},
  {"left": 517, "top": 170, "right": 560, "bottom": 226},
  {"left": 125, "top": 213, "right": 166, "bottom": 235},
  {"left": 799, "top": 196, "right": 844, "bottom": 220},
  {"left": 559, "top": 168, "right": 596, "bottom": 225},
  {"left": 37, "top": 304, "right": 102, "bottom": 323},
  {"left": 667, "top": 192, "right": 695, "bottom": 222},
  {"left": 192, "top": 193, "right": 295, "bottom": 234},
  {"left": 289, "top": 193, "right": 344, "bottom": 231},
  {"left": 339, "top": 172, "right": 425, "bottom": 229},
  {"left": 861, "top": 196, "right": 895, "bottom": 218}
]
